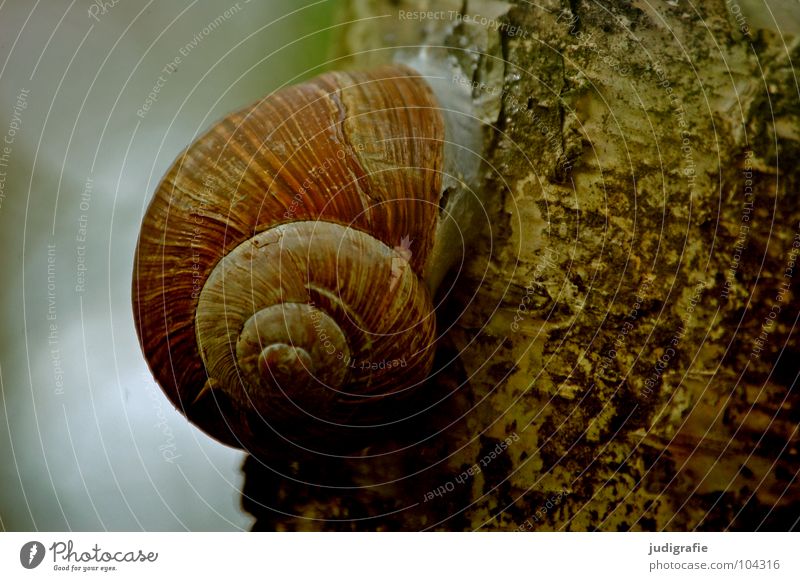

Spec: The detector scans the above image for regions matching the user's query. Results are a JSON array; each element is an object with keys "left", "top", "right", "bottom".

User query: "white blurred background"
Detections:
[{"left": 0, "top": 0, "right": 334, "bottom": 531}]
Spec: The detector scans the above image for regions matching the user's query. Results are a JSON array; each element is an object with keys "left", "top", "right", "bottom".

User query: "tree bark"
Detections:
[{"left": 242, "top": 0, "right": 800, "bottom": 531}]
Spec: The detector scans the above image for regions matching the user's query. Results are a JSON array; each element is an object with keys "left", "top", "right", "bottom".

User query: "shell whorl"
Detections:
[
  {"left": 194, "top": 221, "right": 437, "bottom": 427},
  {"left": 133, "top": 65, "right": 446, "bottom": 452}
]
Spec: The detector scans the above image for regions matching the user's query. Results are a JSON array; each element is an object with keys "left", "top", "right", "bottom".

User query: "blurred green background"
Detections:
[{"left": 0, "top": 0, "right": 335, "bottom": 531}]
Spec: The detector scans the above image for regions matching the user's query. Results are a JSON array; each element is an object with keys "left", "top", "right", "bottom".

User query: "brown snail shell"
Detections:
[{"left": 133, "top": 65, "right": 446, "bottom": 454}]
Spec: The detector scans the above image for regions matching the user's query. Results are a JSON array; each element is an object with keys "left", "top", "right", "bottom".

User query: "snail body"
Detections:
[{"left": 133, "top": 65, "right": 454, "bottom": 454}]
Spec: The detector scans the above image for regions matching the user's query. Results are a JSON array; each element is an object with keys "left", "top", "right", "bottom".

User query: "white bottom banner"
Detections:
[{"left": 1, "top": 532, "right": 797, "bottom": 579}]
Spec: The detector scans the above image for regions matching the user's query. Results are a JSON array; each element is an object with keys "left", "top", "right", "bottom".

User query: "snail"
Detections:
[{"left": 133, "top": 64, "right": 480, "bottom": 455}]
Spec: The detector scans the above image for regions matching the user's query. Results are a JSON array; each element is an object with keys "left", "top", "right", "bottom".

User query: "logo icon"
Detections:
[{"left": 19, "top": 541, "right": 46, "bottom": 569}]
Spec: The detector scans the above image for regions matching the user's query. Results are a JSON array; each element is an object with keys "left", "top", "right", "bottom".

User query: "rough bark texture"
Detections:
[{"left": 242, "top": 0, "right": 800, "bottom": 530}]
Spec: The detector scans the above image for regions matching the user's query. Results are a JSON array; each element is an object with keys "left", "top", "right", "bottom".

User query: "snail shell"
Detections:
[{"left": 133, "top": 65, "right": 447, "bottom": 454}]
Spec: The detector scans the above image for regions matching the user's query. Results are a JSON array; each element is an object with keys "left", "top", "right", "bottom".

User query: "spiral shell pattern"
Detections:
[{"left": 133, "top": 65, "right": 445, "bottom": 451}]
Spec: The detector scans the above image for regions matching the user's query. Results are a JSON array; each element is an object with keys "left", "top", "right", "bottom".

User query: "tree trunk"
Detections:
[{"left": 242, "top": 0, "right": 800, "bottom": 531}]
